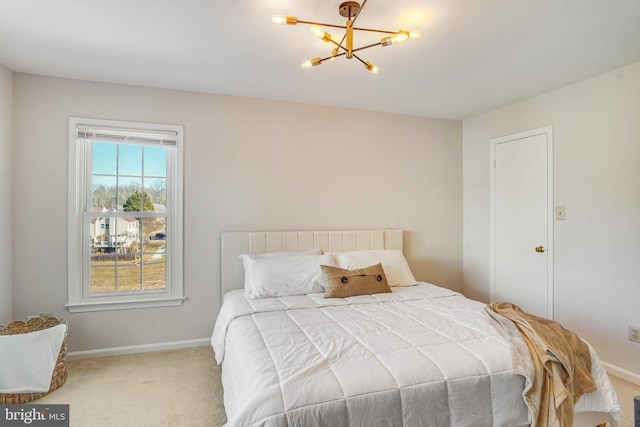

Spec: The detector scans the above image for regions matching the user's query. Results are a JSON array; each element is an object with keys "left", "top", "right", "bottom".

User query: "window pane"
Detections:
[
  {"left": 90, "top": 216, "right": 108, "bottom": 253},
  {"left": 145, "top": 178, "right": 166, "bottom": 207},
  {"left": 127, "top": 218, "right": 143, "bottom": 255},
  {"left": 144, "top": 145, "right": 167, "bottom": 177},
  {"left": 92, "top": 176, "right": 116, "bottom": 210},
  {"left": 143, "top": 256, "right": 166, "bottom": 290},
  {"left": 117, "top": 264, "right": 142, "bottom": 291},
  {"left": 140, "top": 218, "right": 159, "bottom": 241},
  {"left": 90, "top": 254, "right": 116, "bottom": 293},
  {"left": 146, "top": 226, "right": 166, "bottom": 252},
  {"left": 119, "top": 217, "right": 141, "bottom": 254},
  {"left": 118, "top": 177, "right": 142, "bottom": 211},
  {"left": 92, "top": 142, "right": 117, "bottom": 175},
  {"left": 144, "top": 218, "right": 166, "bottom": 290},
  {"left": 119, "top": 144, "right": 142, "bottom": 176}
]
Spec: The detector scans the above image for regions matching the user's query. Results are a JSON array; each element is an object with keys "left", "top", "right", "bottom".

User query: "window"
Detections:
[{"left": 67, "top": 118, "right": 184, "bottom": 312}]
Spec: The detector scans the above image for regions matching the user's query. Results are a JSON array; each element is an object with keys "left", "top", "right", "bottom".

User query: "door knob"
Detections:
[{"left": 535, "top": 246, "right": 545, "bottom": 253}]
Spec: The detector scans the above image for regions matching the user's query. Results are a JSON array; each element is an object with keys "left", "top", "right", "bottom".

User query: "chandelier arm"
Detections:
[
  {"left": 287, "top": 20, "right": 397, "bottom": 35},
  {"left": 320, "top": 41, "right": 387, "bottom": 65},
  {"left": 297, "top": 20, "right": 348, "bottom": 30},
  {"left": 328, "top": 38, "right": 347, "bottom": 51},
  {"left": 351, "top": 53, "right": 368, "bottom": 66},
  {"left": 351, "top": 41, "right": 384, "bottom": 53},
  {"left": 352, "top": 27, "right": 398, "bottom": 35},
  {"left": 320, "top": 52, "right": 347, "bottom": 62},
  {"left": 300, "top": 21, "right": 396, "bottom": 35}
]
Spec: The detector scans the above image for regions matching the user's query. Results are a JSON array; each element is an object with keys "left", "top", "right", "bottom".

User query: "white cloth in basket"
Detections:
[{"left": 0, "top": 324, "right": 66, "bottom": 393}]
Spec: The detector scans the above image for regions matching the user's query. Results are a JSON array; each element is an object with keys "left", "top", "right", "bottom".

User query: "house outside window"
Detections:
[{"left": 67, "top": 117, "right": 184, "bottom": 312}]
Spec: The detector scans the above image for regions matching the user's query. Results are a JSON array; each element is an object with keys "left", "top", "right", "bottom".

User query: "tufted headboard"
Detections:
[{"left": 220, "top": 229, "right": 403, "bottom": 297}]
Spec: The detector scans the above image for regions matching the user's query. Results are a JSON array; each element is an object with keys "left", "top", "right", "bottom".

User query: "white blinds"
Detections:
[{"left": 76, "top": 125, "right": 178, "bottom": 146}]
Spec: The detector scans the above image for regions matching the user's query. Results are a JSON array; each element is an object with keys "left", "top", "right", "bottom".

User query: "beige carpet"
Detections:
[
  {"left": 37, "top": 346, "right": 638, "bottom": 426},
  {"left": 38, "top": 346, "right": 226, "bottom": 427}
]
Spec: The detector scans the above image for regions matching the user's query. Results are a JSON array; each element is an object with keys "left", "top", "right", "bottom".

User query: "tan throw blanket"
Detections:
[{"left": 486, "top": 302, "right": 597, "bottom": 427}]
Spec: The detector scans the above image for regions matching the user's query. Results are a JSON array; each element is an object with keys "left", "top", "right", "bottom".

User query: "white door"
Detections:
[{"left": 490, "top": 126, "right": 553, "bottom": 318}]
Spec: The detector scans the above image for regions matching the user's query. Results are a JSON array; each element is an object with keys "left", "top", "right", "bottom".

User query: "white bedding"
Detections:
[{"left": 212, "top": 283, "right": 619, "bottom": 427}]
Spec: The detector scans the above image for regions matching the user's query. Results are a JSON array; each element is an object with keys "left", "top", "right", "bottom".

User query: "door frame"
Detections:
[{"left": 489, "top": 125, "right": 554, "bottom": 318}]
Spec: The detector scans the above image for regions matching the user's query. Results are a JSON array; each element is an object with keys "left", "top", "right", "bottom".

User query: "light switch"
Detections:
[{"left": 555, "top": 206, "right": 566, "bottom": 220}]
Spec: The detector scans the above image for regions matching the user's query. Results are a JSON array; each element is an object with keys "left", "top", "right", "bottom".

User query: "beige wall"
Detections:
[
  {"left": 463, "top": 61, "right": 640, "bottom": 375},
  {"left": 0, "top": 64, "right": 12, "bottom": 324},
  {"left": 12, "top": 74, "right": 462, "bottom": 352}
]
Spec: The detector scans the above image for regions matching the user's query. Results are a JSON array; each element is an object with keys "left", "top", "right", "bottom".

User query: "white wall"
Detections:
[
  {"left": 0, "top": 64, "right": 12, "bottom": 324},
  {"left": 12, "top": 73, "right": 462, "bottom": 352},
  {"left": 463, "top": 61, "right": 640, "bottom": 375}
]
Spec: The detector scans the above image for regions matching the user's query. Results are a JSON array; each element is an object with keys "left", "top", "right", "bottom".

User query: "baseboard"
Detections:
[
  {"left": 67, "top": 337, "right": 211, "bottom": 361},
  {"left": 602, "top": 361, "right": 640, "bottom": 386}
]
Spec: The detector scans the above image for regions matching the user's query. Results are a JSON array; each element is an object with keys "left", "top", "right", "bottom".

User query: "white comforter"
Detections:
[{"left": 212, "top": 283, "right": 618, "bottom": 427}]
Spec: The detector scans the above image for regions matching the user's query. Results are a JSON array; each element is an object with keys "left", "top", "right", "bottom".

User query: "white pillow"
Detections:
[
  {"left": 239, "top": 250, "right": 322, "bottom": 294},
  {"left": 333, "top": 250, "right": 416, "bottom": 287},
  {"left": 241, "top": 252, "right": 333, "bottom": 298}
]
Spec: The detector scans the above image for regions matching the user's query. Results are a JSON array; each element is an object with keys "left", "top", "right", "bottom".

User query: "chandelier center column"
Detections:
[{"left": 346, "top": 20, "right": 354, "bottom": 59}]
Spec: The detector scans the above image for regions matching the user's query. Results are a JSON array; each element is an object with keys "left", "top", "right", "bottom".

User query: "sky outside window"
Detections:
[{"left": 92, "top": 141, "right": 168, "bottom": 210}]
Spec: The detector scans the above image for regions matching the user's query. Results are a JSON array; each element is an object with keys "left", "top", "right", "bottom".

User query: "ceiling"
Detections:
[{"left": 1, "top": 1, "right": 639, "bottom": 120}]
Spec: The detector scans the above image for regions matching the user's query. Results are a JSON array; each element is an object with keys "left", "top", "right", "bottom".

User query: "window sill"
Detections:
[{"left": 65, "top": 296, "right": 186, "bottom": 313}]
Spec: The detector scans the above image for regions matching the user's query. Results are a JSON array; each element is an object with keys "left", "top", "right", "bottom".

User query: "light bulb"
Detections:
[
  {"left": 400, "top": 29, "right": 422, "bottom": 39},
  {"left": 301, "top": 57, "right": 322, "bottom": 68},
  {"left": 364, "top": 62, "right": 379, "bottom": 74},
  {"left": 310, "top": 26, "right": 332, "bottom": 42},
  {"left": 381, "top": 32, "right": 409, "bottom": 46},
  {"left": 272, "top": 15, "right": 297, "bottom": 25},
  {"left": 391, "top": 32, "right": 409, "bottom": 44},
  {"left": 310, "top": 26, "right": 323, "bottom": 38}
]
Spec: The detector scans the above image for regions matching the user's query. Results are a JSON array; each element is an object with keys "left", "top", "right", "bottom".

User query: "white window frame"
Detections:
[{"left": 67, "top": 117, "right": 184, "bottom": 313}]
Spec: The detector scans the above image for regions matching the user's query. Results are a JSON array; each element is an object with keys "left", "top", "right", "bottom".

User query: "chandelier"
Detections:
[{"left": 272, "top": 1, "right": 421, "bottom": 74}]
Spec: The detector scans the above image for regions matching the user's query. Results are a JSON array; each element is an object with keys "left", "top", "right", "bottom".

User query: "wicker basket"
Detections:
[{"left": 0, "top": 316, "right": 68, "bottom": 404}]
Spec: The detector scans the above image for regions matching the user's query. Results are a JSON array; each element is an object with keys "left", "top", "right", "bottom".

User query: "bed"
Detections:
[{"left": 212, "top": 229, "right": 620, "bottom": 427}]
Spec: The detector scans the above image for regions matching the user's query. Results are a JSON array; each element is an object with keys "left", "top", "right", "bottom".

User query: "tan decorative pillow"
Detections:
[{"left": 321, "top": 263, "right": 391, "bottom": 298}]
